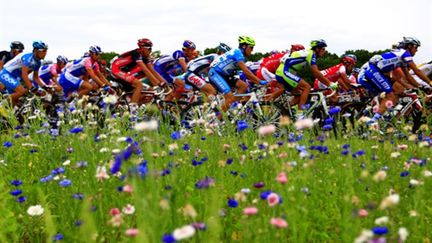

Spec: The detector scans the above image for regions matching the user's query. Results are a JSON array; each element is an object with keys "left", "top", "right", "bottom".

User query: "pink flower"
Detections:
[
  {"left": 373, "top": 105, "right": 379, "bottom": 113},
  {"left": 257, "top": 124, "right": 276, "bottom": 136},
  {"left": 358, "top": 209, "right": 368, "bottom": 217},
  {"left": 267, "top": 193, "right": 280, "bottom": 207},
  {"left": 385, "top": 100, "right": 394, "bottom": 109},
  {"left": 243, "top": 207, "right": 258, "bottom": 215},
  {"left": 276, "top": 172, "right": 288, "bottom": 184},
  {"left": 109, "top": 208, "right": 121, "bottom": 216},
  {"left": 122, "top": 204, "right": 135, "bottom": 215},
  {"left": 294, "top": 118, "right": 314, "bottom": 130},
  {"left": 125, "top": 228, "right": 139, "bottom": 237},
  {"left": 270, "top": 217, "right": 288, "bottom": 228},
  {"left": 123, "top": 184, "right": 133, "bottom": 194}
]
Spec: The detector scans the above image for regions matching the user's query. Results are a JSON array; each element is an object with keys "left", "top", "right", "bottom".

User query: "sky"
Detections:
[{"left": 1, "top": 0, "right": 431, "bottom": 63}]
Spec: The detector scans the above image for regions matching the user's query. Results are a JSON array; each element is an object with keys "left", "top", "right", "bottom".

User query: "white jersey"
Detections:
[{"left": 410, "top": 63, "right": 432, "bottom": 88}]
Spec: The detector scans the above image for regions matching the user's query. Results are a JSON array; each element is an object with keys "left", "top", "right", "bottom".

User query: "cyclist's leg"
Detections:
[
  {"left": 0, "top": 70, "right": 25, "bottom": 106},
  {"left": 208, "top": 68, "right": 232, "bottom": 111},
  {"left": 78, "top": 81, "right": 92, "bottom": 97}
]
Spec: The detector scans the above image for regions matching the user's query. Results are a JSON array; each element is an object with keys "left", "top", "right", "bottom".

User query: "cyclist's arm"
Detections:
[
  {"left": 0, "top": 60, "right": 4, "bottom": 71},
  {"left": 96, "top": 69, "right": 110, "bottom": 86},
  {"left": 21, "top": 66, "right": 33, "bottom": 89},
  {"left": 86, "top": 67, "right": 104, "bottom": 87},
  {"left": 32, "top": 71, "right": 46, "bottom": 88},
  {"left": 238, "top": 61, "right": 260, "bottom": 85},
  {"left": 178, "top": 58, "right": 188, "bottom": 72},
  {"left": 339, "top": 73, "right": 352, "bottom": 90},
  {"left": 311, "top": 65, "right": 332, "bottom": 87},
  {"left": 137, "top": 61, "right": 160, "bottom": 86},
  {"left": 147, "top": 63, "right": 167, "bottom": 86},
  {"left": 407, "top": 62, "right": 432, "bottom": 86}
]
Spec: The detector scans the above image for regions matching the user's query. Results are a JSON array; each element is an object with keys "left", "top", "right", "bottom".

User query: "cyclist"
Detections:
[
  {"left": 271, "top": 39, "right": 334, "bottom": 111},
  {"left": 314, "top": 54, "right": 357, "bottom": 97},
  {"left": 358, "top": 37, "right": 432, "bottom": 123},
  {"left": 0, "top": 41, "right": 48, "bottom": 106},
  {"left": 33, "top": 55, "right": 68, "bottom": 92},
  {"left": 154, "top": 40, "right": 197, "bottom": 84},
  {"left": 59, "top": 45, "right": 107, "bottom": 97},
  {"left": 0, "top": 41, "right": 25, "bottom": 71},
  {"left": 217, "top": 42, "right": 231, "bottom": 55},
  {"left": 110, "top": 38, "right": 167, "bottom": 104},
  {"left": 208, "top": 36, "right": 267, "bottom": 111}
]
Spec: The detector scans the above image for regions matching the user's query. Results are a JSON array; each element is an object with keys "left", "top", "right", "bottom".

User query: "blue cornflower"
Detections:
[
  {"left": 13, "top": 133, "right": 21, "bottom": 139},
  {"left": 72, "top": 193, "right": 84, "bottom": 200},
  {"left": 10, "top": 189, "right": 22, "bottom": 196},
  {"left": 200, "top": 157, "right": 208, "bottom": 162},
  {"left": 110, "top": 156, "right": 123, "bottom": 174},
  {"left": 137, "top": 161, "right": 148, "bottom": 177},
  {"left": 125, "top": 137, "right": 133, "bottom": 143},
  {"left": 323, "top": 124, "right": 332, "bottom": 131},
  {"left": 170, "top": 131, "right": 181, "bottom": 140},
  {"left": 195, "top": 177, "right": 215, "bottom": 189},
  {"left": 226, "top": 158, "right": 233, "bottom": 165},
  {"left": 16, "top": 196, "right": 27, "bottom": 203},
  {"left": 53, "top": 233, "right": 63, "bottom": 241},
  {"left": 191, "top": 159, "right": 201, "bottom": 166},
  {"left": 324, "top": 117, "right": 334, "bottom": 125},
  {"left": 260, "top": 190, "right": 272, "bottom": 200},
  {"left": 69, "top": 127, "right": 83, "bottom": 134},
  {"left": 254, "top": 182, "right": 265, "bottom": 188},
  {"left": 30, "top": 149, "right": 38, "bottom": 153},
  {"left": 237, "top": 120, "right": 249, "bottom": 132},
  {"left": 162, "top": 234, "right": 176, "bottom": 243},
  {"left": 341, "top": 150, "right": 350, "bottom": 155},
  {"left": 400, "top": 171, "right": 410, "bottom": 177},
  {"left": 230, "top": 171, "right": 238, "bottom": 176},
  {"left": 372, "top": 226, "right": 388, "bottom": 235},
  {"left": 51, "top": 167, "right": 65, "bottom": 175},
  {"left": 258, "top": 144, "right": 266, "bottom": 150},
  {"left": 3, "top": 141, "right": 12, "bottom": 147},
  {"left": 329, "top": 106, "right": 341, "bottom": 116},
  {"left": 227, "top": 198, "right": 239, "bottom": 208},
  {"left": 342, "top": 144, "right": 350, "bottom": 149},
  {"left": 182, "top": 143, "right": 190, "bottom": 151},
  {"left": 59, "top": 179, "right": 72, "bottom": 187},
  {"left": 201, "top": 136, "right": 206, "bottom": 140},
  {"left": 40, "top": 175, "right": 54, "bottom": 183},
  {"left": 76, "top": 161, "right": 88, "bottom": 168},
  {"left": 161, "top": 169, "right": 171, "bottom": 176},
  {"left": 74, "top": 220, "right": 83, "bottom": 227},
  {"left": 10, "top": 180, "right": 23, "bottom": 186}
]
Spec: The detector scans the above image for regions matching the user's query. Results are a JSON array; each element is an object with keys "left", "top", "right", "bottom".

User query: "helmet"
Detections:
[
  {"left": 138, "top": 38, "right": 153, "bottom": 47},
  {"left": 56, "top": 55, "right": 68, "bottom": 64},
  {"left": 183, "top": 40, "right": 196, "bottom": 49},
  {"left": 217, "top": 42, "right": 231, "bottom": 52},
  {"left": 310, "top": 39, "right": 327, "bottom": 49},
  {"left": 83, "top": 52, "right": 91, "bottom": 58},
  {"left": 100, "top": 60, "right": 107, "bottom": 66},
  {"left": 342, "top": 54, "right": 357, "bottom": 64},
  {"left": 10, "top": 41, "right": 24, "bottom": 51},
  {"left": 89, "top": 45, "right": 102, "bottom": 54},
  {"left": 291, "top": 44, "right": 305, "bottom": 52},
  {"left": 32, "top": 41, "right": 48, "bottom": 50},
  {"left": 238, "top": 36, "right": 255, "bottom": 46},
  {"left": 402, "top": 37, "right": 421, "bottom": 47}
]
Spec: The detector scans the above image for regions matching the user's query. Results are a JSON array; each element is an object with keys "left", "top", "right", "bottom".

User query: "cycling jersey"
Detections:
[
  {"left": 154, "top": 50, "right": 189, "bottom": 83},
  {"left": 59, "top": 57, "right": 98, "bottom": 95},
  {"left": 314, "top": 63, "right": 346, "bottom": 89},
  {"left": 358, "top": 49, "right": 413, "bottom": 94},
  {"left": 38, "top": 63, "right": 62, "bottom": 85},
  {"left": 208, "top": 48, "right": 246, "bottom": 94},
  {"left": 411, "top": 63, "right": 432, "bottom": 87},
  {"left": 0, "top": 53, "right": 42, "bottom": 92},
  {"left": 239, "top": 61, "right": 260, "bottom": 81},
  {"left": 178, "top": 54, "right": 218, "bottom": 89},
  {"left": 111, "top": 49, "right": 152, "bottom": 83},
  {"left": 275, "top": 49, "right": 316, "bottom": 90}
]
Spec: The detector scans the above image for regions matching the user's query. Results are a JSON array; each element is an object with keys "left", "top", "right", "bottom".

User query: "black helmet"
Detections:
[{"left": 10, "top": 41, "right": 24, "bottom": 51}]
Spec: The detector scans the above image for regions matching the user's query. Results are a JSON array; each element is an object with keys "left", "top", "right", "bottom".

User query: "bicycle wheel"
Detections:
[{"left": 249, "top": 101, "right": 287, "bottom": 129}]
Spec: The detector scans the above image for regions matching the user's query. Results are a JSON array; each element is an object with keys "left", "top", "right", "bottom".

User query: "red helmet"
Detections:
[
  {"left": 342, "top": 54, "right": 357, "bottom": 65},
  {"left": 138, "top": 38, "right": 153, "bottom": 47},
  {"left": 291, "top": 44, "right": 305, "bottom": 52}
]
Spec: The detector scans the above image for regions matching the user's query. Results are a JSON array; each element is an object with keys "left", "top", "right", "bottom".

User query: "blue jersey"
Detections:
[
  {"left": 3, "top": 53, "right": 42, "bottom": 79},
  {"left": 154, "top": 50, "right": 187, "bottom": 75},
  {"left": 210, "top": 48, "right": 246, "bottom": 76},
  {"left": 369, "top": 49, "right": 413, "bottom": 73},
  {"left": 38, "top": 63, "right": 62, "bottom": 83}
]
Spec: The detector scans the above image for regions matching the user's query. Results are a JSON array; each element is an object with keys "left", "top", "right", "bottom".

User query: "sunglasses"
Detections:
[
  {"left": 140, "top": 46, "right": 152, "bottom": 51},
  {"left": 249, "top": 46, "right": 254, "bottom": 50}
]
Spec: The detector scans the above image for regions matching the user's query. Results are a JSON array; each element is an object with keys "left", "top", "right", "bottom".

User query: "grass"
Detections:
[{"left": 1, "top": 110, "right": 432, "bottom": 242}]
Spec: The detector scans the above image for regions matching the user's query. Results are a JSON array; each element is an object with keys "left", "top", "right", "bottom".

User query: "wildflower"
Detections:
[
  {"left": 27, "top": 205, "right": 44, "bottom": 216},
  {"left": 69, "top": 127, "right": 83, "bottom": 134},
  {"left": 72, "top": 193, "right": 84, "bottom": 200},
  {"left": 3, "top": 141, "right": 12, "bottom": 147},
  {"left": 400, "top": 171, "right": 410, "bottom": 177},
  {"left": 385, "top": 100, "right": 394, "bottom": 109},
  {"left": 125, "top": 228, "right": 139, "bottom": 237},
  {"left": 173, "top": 225, "right": 196, "bottom": 241},
  {"left": 257, "top": 124, "right": 276, "bottom": 136},
  {"left": 358, "top": 209, "right": 368, "bottom": 217},
  {"left": 243, "top": 207, "right": 258, "bottom": 215},
  {"left": 398, "top": 227, "right": 409, "bottom": 242},
  {"left": 379, "top": 194, "right": 400, "bottom": 210},
  {"left": 109, "top": 208, "right": 121, "bottom": 216},
  {"left": 134, "top": 120, "right": 158, "bottom": 131},
  {"left": 122, "top": 184, "right": 133, "bottom": 193},
  {"left": 270, "top": 217, "right": 288, "bottom": 228},
  {"left": 372, "top": 226, "right": 388, "bottom": 235},
  {"left": 191, "top": 222, "right": 207, "bottom": 231},
  {"left": 16, "top": 196, "right": 27, "bottom": 203},
  {"left": 276, "top": 172, "right": 288, "bottom": 184},
  {"left": 10, "top": 189, "right": 22, "bottom": 196},
  {"left": 254, "top": 182, "right": 265, "bottom": 189},
  {"left": 122, "top": 204, "right": 135, "bottom": 215},
  {"left": 53, "top": 233, "right": 63, "bottom": 241},
  {"left": 294, "top": 118, "right": 314, "bottom": 130},
  {"left": 10, "top": 180, "right": 23, "bottom": 186},
  {"left": 181, "top": 204, "right": 197, "bottom": 218},
  {"left": 171, "top": 131, "right": 182, "bottom": 140},
  {"left": 373, "top": 171, "right": 387, "bottom": 182},
  {"left": 95, "top": 166, "right": 110, "bottom": 181},
  {"left": 329, "top": 106, "right": 341, "bottom": 115},
  {"left": 374, "top": 216, "right": 389, "bottom": 225},
  {"left": 237, "top": 120, "right": 249, "bottom": 132},
  {"left": 354, "top": 229, "right": 373, "bottom": 243},
  {"left": 227, "top": 198, "right": 239, "bottom": 208},
  {"left": 59, "top": 179, "right": 72, "bottom": 187},
  {"left": 108, "top": 214, "right": 123, "bottom": 227},
  {"left": 162, "top": 234, "right": 176, "bottom": 243},
  {"left": 391, "top": 152, "right": 401, "bottom": 158},
  {"left": 195, "top": 177, "right": 215, "bottom": 189},
  {"left": 267, "top": 193, "right": 281, "bottom": 207}
]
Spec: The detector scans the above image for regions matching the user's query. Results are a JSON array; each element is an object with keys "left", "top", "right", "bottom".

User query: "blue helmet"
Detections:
[
  {"left": 56, "top": 55, "right": 68, "bottom": 64},
  {"left": 217, "top": 42, "right": 231, "bottom": 53},
  {"left": 183, "top": 40, "right": 196, "bottom": 49},
  {"left": 33, "top": 41, "right": 48, "bottom": 50},
  {"left": 89, "top": 45, "right": 102, "bottom": 54}
]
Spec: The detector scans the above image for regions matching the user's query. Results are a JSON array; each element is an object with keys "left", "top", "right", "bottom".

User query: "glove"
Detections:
[
  {"left": 103, "top": 85, "right": 111, "bottom": 92},
  {"left": 259, "top": 80, "right": 269, "bottom": 85},
  {"left": 329, "top": 82, "right": 338, "bottom": 90}
]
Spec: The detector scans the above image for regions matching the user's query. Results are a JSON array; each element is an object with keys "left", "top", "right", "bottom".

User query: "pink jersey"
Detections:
[{"left": 65, "top": 57, "right": 99, "bottom": 78}]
